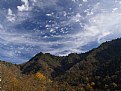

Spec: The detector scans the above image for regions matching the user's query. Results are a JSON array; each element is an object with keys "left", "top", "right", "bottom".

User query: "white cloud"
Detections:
[
  {"left": 31, "top": 0, "right": 58, "bottom": 9},
  {"left": 71, "top": 13, "right": 82, "bottom": 22},
  {"left": 46, "top": 13, "right": 53, "bottom": 16},
  {"left": 6, "top": 8, "right": 16, "bottom": 22},
  {"left": 83, "top": 0, "right": 88, "bottom": 2},
  {"left": 17, "top": 0, "right": 31, "bottom": 12},
  {"left": 54, "top": 1, "right": 121, "bottom": 55},
  {"left": 76, "top": 1, "right": 121, "bottom": 45},
  {"left": 1, "top": 0, "right": 121, "bottom": 63}
]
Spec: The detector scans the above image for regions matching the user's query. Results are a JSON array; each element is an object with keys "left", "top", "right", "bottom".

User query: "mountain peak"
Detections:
[{"left": 1, "top": 38, "right": 121, "bottom": 90}]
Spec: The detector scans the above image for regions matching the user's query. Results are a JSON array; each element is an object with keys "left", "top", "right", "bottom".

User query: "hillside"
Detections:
[
  {"left": 1, "top": 38, "right": 121, "bottom": 90},
  {"left": 57, "top": 38, "right": 121, "bottom": 90}
]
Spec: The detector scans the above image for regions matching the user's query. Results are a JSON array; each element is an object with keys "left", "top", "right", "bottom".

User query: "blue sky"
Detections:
[{"left": 0, "top": 0, "right": 121, "bottom": 63}]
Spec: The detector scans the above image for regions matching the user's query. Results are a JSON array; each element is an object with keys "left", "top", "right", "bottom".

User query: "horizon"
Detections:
[
  {"left": 0, "top": 0, "right": 121, "bottom": 63},
  {"left": 1, "top": 37, "right": 120, "bottom": 64}
]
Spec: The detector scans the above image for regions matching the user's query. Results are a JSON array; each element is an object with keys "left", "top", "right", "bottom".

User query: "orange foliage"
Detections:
[{"left": 35, "top": 72, "right": 46, "bottom": 80}]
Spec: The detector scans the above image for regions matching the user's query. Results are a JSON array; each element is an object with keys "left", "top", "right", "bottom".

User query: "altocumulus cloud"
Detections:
[{"left": 0, "top": 0, "right": 121, "bottom": 63}]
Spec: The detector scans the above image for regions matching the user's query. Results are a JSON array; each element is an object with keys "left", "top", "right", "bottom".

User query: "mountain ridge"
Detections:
[{"left": 1, "top": 38, "right": 121, "bottom": 90}]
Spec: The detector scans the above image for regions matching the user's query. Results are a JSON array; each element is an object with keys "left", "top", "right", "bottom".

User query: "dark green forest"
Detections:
[{"left": 1, "top": 38, "right": 121, "bottom": 91}]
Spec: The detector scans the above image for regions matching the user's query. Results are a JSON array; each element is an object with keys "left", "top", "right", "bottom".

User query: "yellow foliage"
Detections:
[
  {"left": 112, "top": 82, "right": 117, "bottom": 87},
  {"left": 85, "top": 77, "right": 89, "bottom": 81},
  {"left": 10, "top": 77, "right": 18, "bottom": 84},
  {"left": 80, "top": 87, "right": 85, "bottom": 91},
  {"left": 86, "top": 83, "right": 93, "bottom": 90},
  {"left": 35, "top": 72, "right": 46, "bottom": 80},
  {"left": 48, "top": 79, "right": 53, "bottom": 83},
  {"left": 90, "top": 82, "right": 95, "bottom": 86}
]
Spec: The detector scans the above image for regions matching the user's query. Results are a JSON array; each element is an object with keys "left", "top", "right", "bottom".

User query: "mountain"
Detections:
[
  {"left": 56, "top": 38, "right": 121, "bottom": 90},
  {"left": 20, "top": 52, "right": 87, "bottom": 78},
  {"left": 1, "top": 38, "right": 121, "bottom": 90}
]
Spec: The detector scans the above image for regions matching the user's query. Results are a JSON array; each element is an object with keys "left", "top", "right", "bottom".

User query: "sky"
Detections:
[{"left": 0, "top": 0, "right": 121, "bottom": 63}]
